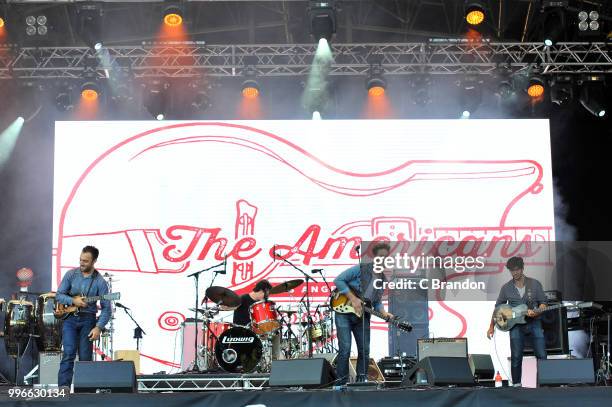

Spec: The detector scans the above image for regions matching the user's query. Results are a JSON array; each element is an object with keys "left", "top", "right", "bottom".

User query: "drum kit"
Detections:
[
  {"left": 193, "top": 279, "right": 336, "bottom": 374},
  {"left": 1, "top": 293, "right": 63, "bottom": 358}
]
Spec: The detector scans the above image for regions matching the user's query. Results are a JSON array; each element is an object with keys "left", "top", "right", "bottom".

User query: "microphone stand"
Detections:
[
  {"left": 314, "top": 269, "right": 336, "bottom": 352},
  {"left": 118, "top": 305, "right": 146, "bottom": 351},
  {"left": 187, "top": 260, "right": 225, "bottom": 372},
  {"left": 275, "top": 253, "right": 318, "bottom": 357}
]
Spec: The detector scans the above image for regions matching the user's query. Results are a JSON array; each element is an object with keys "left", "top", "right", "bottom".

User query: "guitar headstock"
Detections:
[
  {"left": 392, "top": 319, "right": 413, "bottom": 333},
  {"left": 106, "top": 292, "right": 121, "bottom": 301}
]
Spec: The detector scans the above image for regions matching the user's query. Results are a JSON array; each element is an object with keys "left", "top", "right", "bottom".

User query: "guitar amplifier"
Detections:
[
  {"left": 417, "top": 337, "right": 468, "bottom": 361},
  {"left": 349, "top": 357, "right": 385, "bottom": 382}
]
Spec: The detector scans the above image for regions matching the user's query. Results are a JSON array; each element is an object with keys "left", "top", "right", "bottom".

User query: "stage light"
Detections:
[
  {"left": 312, "top": 111, "right": 322, "bottom": 120},
  {"left": 94, "top": 42, "right": 102, "bottom": 51},
  {"left": 163, "top": 6, "right": 183, "bottom": 27},
  {"left": 461, "top": 110, "right": 471, "bottom": 119},
  {"left": 0, "top": 18, "right": 5, "bottom": 29},
  {"left": 366, "top": 66, "right": 386, "bottom": 97},
  {"left": 55, "top": 83, "right": 75, "bottom": 112},
  {"left": 577, "top": 9, "right": 600, "bottom": 35},
  {"left": 144, "top": 81, "right": 170, "bottom": 120},
  {"left": 308, "top": 1, "right": 336, "bottom": 42},
  {"left": 459, "top": 77, "right": 483, "bottom": 116},
  {"left": 465, "top": 2, "right": 485, "bottom": 26},
  {"left": 550, "top": 75, "right": 573, "bottom": 106},
  {"left": 527, "top": 77, "right": 545, "bottom": 98},
  {"left": 81, "top": 82, "right": 100, "bottom": 101},
  {"left": 544, "top": 39, "right": 553, "bottom": 47},
  {"left": 410, "top": 75, "right": 432, "bottom": 107},
  {"left": 242, "top": 79, "right": 260, "bottom": 99},
  {"left": 579, "top": 76, "right": 607, "bottom": 118},
  {"left": 25, "top": 14, "right": 47, "bottom": 36}
]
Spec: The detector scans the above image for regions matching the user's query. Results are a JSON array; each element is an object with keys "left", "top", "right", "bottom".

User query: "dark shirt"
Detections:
[
  {"left": 233, "top": 294, "right": 256, "bottom": 326},
  {"left": 495, "top": 277, "right": 547, "bottom": 309}
]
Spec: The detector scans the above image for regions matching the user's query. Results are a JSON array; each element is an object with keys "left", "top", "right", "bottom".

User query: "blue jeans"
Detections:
[
  {"left": 58, "top": 313, "right": 97, "bottom": 387},
  {"left": 335, "top": 313, "right": 370, "bottom": 385},
  {"left": 510, "top": 318, "right": 547, "bottom": 384}
]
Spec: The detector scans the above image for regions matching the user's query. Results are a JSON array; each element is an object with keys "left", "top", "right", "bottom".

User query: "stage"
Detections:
[{"left": 1, "top": 385, "right": 611, "bottom": 407}]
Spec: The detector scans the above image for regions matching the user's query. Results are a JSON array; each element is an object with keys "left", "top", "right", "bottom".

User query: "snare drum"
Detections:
[
  {"left": 249, "top": 301, "right": 280, "bottom": 335},
  {"left": 36, "top": 293, "right": 63, "bottom": 352},
  {"left": 4, "top": 300, "right": 34, "bottom": 357}
]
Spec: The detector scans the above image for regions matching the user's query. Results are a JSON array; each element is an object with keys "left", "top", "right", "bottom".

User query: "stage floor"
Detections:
[{"left": 1, "top": 386, "right": 611, "bottom": 407}]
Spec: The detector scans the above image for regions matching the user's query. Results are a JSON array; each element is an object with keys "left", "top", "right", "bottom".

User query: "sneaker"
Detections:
[{"left": 512, "top": 383, "right": 522, "bottom": 388}]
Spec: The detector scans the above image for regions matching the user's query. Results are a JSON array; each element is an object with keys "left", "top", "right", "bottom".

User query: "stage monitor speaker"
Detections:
[
  {"left": 73, "top": 361, "right": 137, "bottom": 393},
  {"left": 269, "top": 358, "right": 336, "bottom": 388},
  {"left": 402, "top": 357, "right": 475, "bottom": 387},
  {"left": 468, "top": 354, "right": 494, "bottom": 381},
  {"left": 349, "top": 357, "right": 385, "bottom": 382},
  {"left": 114, "top": 350, "right": 141, "bottom": 375},
  {"left": 537, "top": 359, "right": 595, "bottom": 386},
  {"left": 417, "top": 338, "right": 468, "bottom": 361},
  {"left": 524, "top": 302, "right": 569, "bottom": 355}
]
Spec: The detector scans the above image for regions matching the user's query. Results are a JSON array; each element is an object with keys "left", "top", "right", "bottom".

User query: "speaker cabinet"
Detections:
[
  {"left": 402, "top": 356, "right": 475, "bottom": 386},
  {"left": 468, "top": 354, "right": 495, "bottom": 381},
  {"left": 537, "top": 359, "right": 595, "bottom": 386},
  {"left": 349, "top": 357, "right": 385, "bottom": 382},
  {"left": 269, "top": 358, "right": 336, "bottom": 388},
  {"left": 524, "top": 303, "right": 569, "bottom": 355},
  {"left": 73, "top": 361, "right": 137, "bottom": 393}
]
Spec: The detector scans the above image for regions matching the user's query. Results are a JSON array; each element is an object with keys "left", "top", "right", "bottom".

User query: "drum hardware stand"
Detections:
[
  {"left": 117, "top": 303, "right": 146, "bottom": 351},
  {"left": 596, "top": 313, "right": 611, "bottom": 385},
  {"left": 187, "top": 258, "right": 226, "bottom": 372},
  {"left": 103, "top": 273, "right": 117, "bottom": 359},
  {"left": 274, "top": 252, "right": 318, "bottom": 358}
]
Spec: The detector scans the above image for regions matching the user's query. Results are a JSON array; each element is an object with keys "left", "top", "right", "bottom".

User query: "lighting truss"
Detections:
[{"left": 0, "top": 42, "right": 610, "bottom": 80}]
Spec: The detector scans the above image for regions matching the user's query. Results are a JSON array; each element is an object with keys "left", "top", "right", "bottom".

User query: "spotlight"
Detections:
[
  {"left": 366, "top": 65, "right": 386, "bottom": 97},
  {"left": 81, "top": 82, "right": 100, "bottom": 101},
  {"left": 308, "top": 1, "right": 336, "bottom": 42},
  {"left": 459, "top": 76, "right": 483, "bottom": 116},
  {"left": 465, "top": 2, "right": 485, "bottom": 26},
  {"left": 410, "top": 75, "right": 432, "bottom": 106},
  {"left": 25, "top": 14, "right": 47, "bottom": 37},
  {"left": 461, "top": 110, "right": 471, "bottom": 119},
  {"left": 527, "top": 76, "right": 545, "bottom": 98},
  {"left": 550, "top": 75, "right": 573, "bottom": 106},
  {"left": 55, "top": 83, "right": 74, "bottom": 112},
  {"left": 163, "top": 5, "right": 183, "bottom": 27},
  {"left": 312, "top": 111, "right": 322, "bottom": 120},
  {"left": 0, "top": 17, "right": 5, "bottom": 29},
  {"left": 144, "top": 81, "right": 170, "bottom": 119},
  {"left": 579, "top": 76, "right": 607, "bottom": 118},
  {"left": 242, "top": 79, "right": 260, "bottom": 99},
  {"left": 577, "top": 8, "right": 601, "bottom": 36}
]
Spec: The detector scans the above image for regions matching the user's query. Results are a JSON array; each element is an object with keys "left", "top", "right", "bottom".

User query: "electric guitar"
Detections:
[
  {"left": 54, "top": 293, "right": 121, "bottom": 320},
  {"left": 493, "top": 301, "right": 595, "bottom": 331},
  {"left": 331, "top": 288, "right": 413, "bottom": 333}
]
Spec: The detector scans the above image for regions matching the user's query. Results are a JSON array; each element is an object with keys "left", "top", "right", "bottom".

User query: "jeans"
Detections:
[
  {"left": 510, "top": 318, "right": 547, "bottom": 384},
  {"left": 58, "top": 313, "right": 97, "bottom": 387},
  {"left": 335, "top": 312, "right": 370, "bottom": 385}
]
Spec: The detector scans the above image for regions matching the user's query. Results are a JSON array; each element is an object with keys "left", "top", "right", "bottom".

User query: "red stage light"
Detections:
[
  {"left": 164, "top": 13, "right": 182, "bottom": 27},
  {"left": 368, "top": 86, "right": 385, "bottom": 97},
  {"left": 81, "top": 89, "right": 99, "bottom": 101},
  {"left": 527, "top": 84, "right": 544, "bottom": 98}
]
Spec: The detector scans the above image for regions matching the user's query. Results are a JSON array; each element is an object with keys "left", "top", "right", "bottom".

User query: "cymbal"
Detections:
[
  {"left": 269, "top": 279, "right": 304, "bottom": 295},
  {"left": 204, "top": 286, "right": 241, "bottom": 307},
  {"left": 189, "top": 307, "right": 219, "bottom": 317}
]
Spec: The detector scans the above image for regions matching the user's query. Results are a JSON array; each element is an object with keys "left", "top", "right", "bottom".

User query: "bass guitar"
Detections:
[
  {"left": 493, "top": 301, "right": 595, "bottom": 331},
  {"left": 331, "top": 288, "right": 413, "bottom": 333},
  {"left": 54, "top": 293, "right": 121, "bottom": 320}
]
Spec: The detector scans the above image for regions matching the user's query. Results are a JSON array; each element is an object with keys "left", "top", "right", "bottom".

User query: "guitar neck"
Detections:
[
  {"left": 82, "top": 295, "right": 106, "bottom": 303},
  {"left": 363, "top": 305, "right": 387, "bottom": 321}
]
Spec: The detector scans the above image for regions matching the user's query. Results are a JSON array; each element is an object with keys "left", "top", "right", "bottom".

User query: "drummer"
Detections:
[{"left": 230, "top": 280, "right": 273, "bottom": 326}]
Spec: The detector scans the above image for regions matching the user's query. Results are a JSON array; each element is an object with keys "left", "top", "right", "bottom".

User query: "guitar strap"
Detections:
[{"left": 84, "top": 270, "right": 98, "bottom": 298}]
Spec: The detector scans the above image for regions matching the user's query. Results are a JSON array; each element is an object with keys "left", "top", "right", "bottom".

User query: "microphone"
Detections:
[
  {"left": 115, "top": 302, "right": 130, "bottom": 310},
  {"left": 311, "top": 269, "right": 323, "bottom": 274}
]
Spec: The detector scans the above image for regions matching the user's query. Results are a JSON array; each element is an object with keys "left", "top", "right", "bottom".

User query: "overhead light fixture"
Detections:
[
  {"left": 410, "top": 75, "right": 432, "bottom": 107},
  {"left": 527, "top": 75, "right": 545, "bottom": 99},
  {"left": 579, "top": 76, "right": 607, "bottom": 118},
  {"left": 308, "top": 1, "right": 336, "bottom": 42},
  {"left": 241, "top": 79, "right": 260, "bottom": 99},
  {"left": 55, "top": 83, "right": 75, "bottom": 112},
  {"left": 465, "top": 1, "right": 485, "bottom": 26},
  {"left": 163, "top": 5, "right": 183, "bottom": 27},
  {"left": 25, "top": 14, "right": 47, "bottom": 36},
  {"left": 189, "top": 80, "right": 213, "bottom": 111},
  {"left": 81, "top": 82, "right": 100, "bottom": 101},
  {"left": 550, "top": 75, "right": 573, "bottom": 106},
  {"left": 0, "top": 17, "right": 5, "bottom": 29},
  {"left": 577, "top": 9, "right": 601, "bottom": 36},
  {"left": 459, "top": 76, "right": 483, "bottom": 117},
  {"left": 144, "top": 81, "right": 170, "bottom": 120},
  {"left": 366, "top": 65, "right": 386, "bottom": 97}
]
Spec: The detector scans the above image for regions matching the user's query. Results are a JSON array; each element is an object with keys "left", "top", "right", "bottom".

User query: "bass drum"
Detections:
[
  {"left": 214, "top": 327, "right": 262, "bottom": 373},
  {"left": 36, "top": 293, "right": 63, "bottom": 352}
]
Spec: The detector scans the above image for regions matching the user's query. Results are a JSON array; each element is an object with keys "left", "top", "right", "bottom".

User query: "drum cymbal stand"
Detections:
[
  {"left": 187, "top": 258, "right": 225, "bottom": 373},
  {"left": 273, "top": 252, "right": 318, "bottom": 357}
]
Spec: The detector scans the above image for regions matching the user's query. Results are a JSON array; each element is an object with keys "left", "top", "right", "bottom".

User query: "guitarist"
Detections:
[
  {"left": 333, "top": 242, "right": 394, "bottom": 385},
  {"left": 55, "top": 246, "right": 112, "bottom": 388},
  {"left": 486, "top": 256, "right": 547, "bottom": 387}
]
